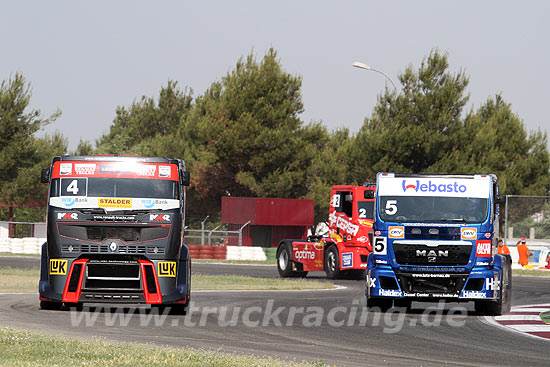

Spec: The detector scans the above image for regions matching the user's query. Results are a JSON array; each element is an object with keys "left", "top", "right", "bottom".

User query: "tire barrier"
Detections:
[{"left": 0, "top": 237, "right": 45, "bottom": 255}]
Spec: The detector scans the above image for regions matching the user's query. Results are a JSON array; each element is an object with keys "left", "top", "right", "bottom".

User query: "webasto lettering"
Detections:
[{"left": 403, "top": 180, "right": 467, "bottom": 193}]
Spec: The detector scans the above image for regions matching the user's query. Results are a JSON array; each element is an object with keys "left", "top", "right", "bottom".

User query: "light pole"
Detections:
[{"left": 352, "top": 61, "right": 397, "bottom": 90}]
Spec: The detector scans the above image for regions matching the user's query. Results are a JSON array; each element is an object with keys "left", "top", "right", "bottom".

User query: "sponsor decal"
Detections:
[
  {"left": 150, "top": 214, "right": 171, "bottom": 222},
  {"left": 485, "top": 277, "right": 498, "bottom": 291},
  {"left": 375, "top": 259, "right": 388, "bottom": 264},
  {"left": 388, "top": 226, "right": 405, "bottom": 239},
  {"left": 401, "top": 179, "right": 467, "bottom": 194},
  {"left": 136, "top": 165, "right": 156, "bottom": 177},
  {"left": 484, "top": 232, "right": 491, "bottom": 239},
  {"left": 158, "top": 261, "right": 176, "bottom": 277},
  {"left": 461, "top": 290, "right": 487, "bottom": 298},
  {"left": 379, "top": 289, "right": 403, "bottom": 297},
  {"left": 476, "top": 240, "right": 492, "bottom": 257},
  {"left": 357, "top": 236, "right": 369, "bottom": 243},
  {"left": 98, "top": 198, "right": 132, "bottom": 208},
  {"left": 75, "top": 164, "right": 96, "bottom": 175},
  {"left": 341, "top": 252, "right": 353, "bottom": 268},
  {"left": 49, "top": 259, "right": 67, "bottom": 275},
  {"left": 99, "top": 165, "right": 133, "bottom": 174},
  {"left": 477, "top": 261, "right": 489, "bottom": 266},
  {"left": 368, "top": 276, "right": 376, "bottom": 288},
  {"left": 159, "top": 165, "right": 171, "bottom": 178},
  {"left": 411, "top": 273, "right": 450, "bottom": 278},
  {"left": 461, "top": 227, "right": 477, "bottom": 240},
  {"left": 294, "top": 249, "right": 315, "bottom": 261},
  {"left": 60, "top": 163, "right": 72, "bottom": 175},
  {"left": 358, "top": 219, "right": 373, "bottom": 226},
  {"left": 142, "top": 199, "right": 155, "bottom": 208},
  {"left": 57, "top": 212, "right": 78, "bottom": 220},
  {"left": 61, "top": 198, "right": 75, "bottom": 207},
  {"left": 374, "top": 231, "right": 381, "bottom": 236},
  {"left": 328, "top": 212, "right": 360, "bottom": 236}
]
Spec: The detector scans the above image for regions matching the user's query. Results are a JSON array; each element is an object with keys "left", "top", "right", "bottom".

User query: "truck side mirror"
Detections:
[
  {"left": 181, "top": 170, "right": 190, "bottom": 186},
  {"left": 40, "top": 168, "right": 50, "bottom": 184},
  {"left": 496, "top": 195, "right": 506, "bottom": 204}
]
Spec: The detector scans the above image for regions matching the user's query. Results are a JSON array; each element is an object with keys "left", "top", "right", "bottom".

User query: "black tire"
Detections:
[
  {"left": 324, "top": 245, "right": 341, "bottom": 279},
  {"left": 367, "top": 297, "right": 393, "bottom": 312},
  {"left": 168, "top": 304, "right": 188, "bottom": 315},
  {"left": 476, "top": 259, "right": 512, "bottom": 316},
  {"left": 40, "top": 301, "right": 62, "bottom": 310},
  {"left": 277, "top": 243, "right": 294, "bottom": 278}
]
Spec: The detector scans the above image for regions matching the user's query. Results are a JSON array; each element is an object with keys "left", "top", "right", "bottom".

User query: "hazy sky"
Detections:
[{"left": 2, "top": 1, "right": 549, "bottom": 150}]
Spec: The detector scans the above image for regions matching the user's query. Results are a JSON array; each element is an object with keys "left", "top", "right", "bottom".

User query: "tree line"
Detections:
[{"left": 1, "top": 49, "right": 549, "bottom": 223}]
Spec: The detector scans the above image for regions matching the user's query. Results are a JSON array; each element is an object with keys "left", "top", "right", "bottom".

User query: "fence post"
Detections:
[
  {"left": 504, "top": 195, "right": 509, "bottom": 243},
  {"left": 208, "top": 225, "right": 221, "bottom": 246},
  {"left": 201, "top": 216, "right": 209, "bottom": 246},
  {"left": 238, "top": 221, "right": 250, "bottom": 247}
]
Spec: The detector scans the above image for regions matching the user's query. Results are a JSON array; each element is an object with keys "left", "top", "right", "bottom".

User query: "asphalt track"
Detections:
[{"left": 1, "top": 256, "right": 549, "bottom": 367}]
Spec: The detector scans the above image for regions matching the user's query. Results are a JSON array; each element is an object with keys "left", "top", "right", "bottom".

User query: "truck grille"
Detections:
[
  {"left": 84, "top": 260, "right": 141, "bottom": 291},
  {"left": 61, "top": 243, "right": 165, "bottom": 255},
  {"left": 396, "top": 272, "right": 468, "bottom": 295},
  {"left": 58, "top": 224, "right": 170, "bottom": 243},
  {"left": 393, "top": 241, "right": 472, "bottom": 266}
]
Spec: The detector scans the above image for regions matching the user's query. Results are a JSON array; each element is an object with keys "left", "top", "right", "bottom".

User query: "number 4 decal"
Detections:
[
  {"left": 66, "top": 180, "right": 79, "bottom": 195},
  {"left": 373, "top": 237, "right": 387, "bottom": 255}
]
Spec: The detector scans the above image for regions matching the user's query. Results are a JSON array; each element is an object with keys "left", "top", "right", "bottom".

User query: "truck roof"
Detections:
[{"left": 53, "top": 155, "right": 181, "bottom": 164}]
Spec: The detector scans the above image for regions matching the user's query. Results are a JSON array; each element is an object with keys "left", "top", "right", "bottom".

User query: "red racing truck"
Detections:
[
  {"left": 38, "top": 155, "right": 191, "bottom": 313},
  {"left": 277, "top": 184, "right": 375, "bottom": 279}
]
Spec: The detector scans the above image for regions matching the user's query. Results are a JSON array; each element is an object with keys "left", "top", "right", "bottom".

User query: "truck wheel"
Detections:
[
  {"left": 367, "top": 297, "right": 393, "bottom": 312},
  {"left": 324, "top": 246, "right": 341, "bottom": 279},
  {"left": 277, "top": 243, "right": 294, "bottom": 278},
  {"left": 40, "top": 301, "right": 62, "bottom": 310},
  {"left": 393, "top": 298, "right": 412, "bottom": 310},
  {"left": 476, "top": 261, "right": 512, "bottom": 316}
]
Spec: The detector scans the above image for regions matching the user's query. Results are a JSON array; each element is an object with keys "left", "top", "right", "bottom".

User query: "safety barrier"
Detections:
[{"left": 0, "top": 237, "right": 45, "bottom": 255}]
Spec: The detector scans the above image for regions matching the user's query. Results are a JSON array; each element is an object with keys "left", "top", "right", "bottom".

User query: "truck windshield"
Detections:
[
  {"left": 378, "top": 196, "right": 488, "bottom": 223},
  {"left": 358, "top": 201, "right": 374, "bottom": 220},
  {"left": 50, "top": 178, "right": 178, "bottom": 199}
]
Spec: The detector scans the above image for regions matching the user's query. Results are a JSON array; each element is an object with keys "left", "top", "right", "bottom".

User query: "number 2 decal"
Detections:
[
  {"left": 385, "top": 200, "right": 397, "bottom": 215},
  {"left": 359, "top": 208, "right": 367, "bottom": 218}
]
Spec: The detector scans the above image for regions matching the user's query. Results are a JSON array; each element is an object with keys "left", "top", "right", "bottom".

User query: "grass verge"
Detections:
[
  {"left": 512, "top": 269, "right": 550, "bottom": 276},
  {"left": 0, "top": 326, "right": 326, "bottom": 367},
  {"left": 192, "top": 259, "right": 276, "bottom": 265},
  {"left": 540, "top": 311, "right": 550, "bottom": 325},
  {"left": 0, "top": 268, "right": 333, "bottom": 293},
  {"left": 0, "top": 252, "right": 39, "bottom": 257}
]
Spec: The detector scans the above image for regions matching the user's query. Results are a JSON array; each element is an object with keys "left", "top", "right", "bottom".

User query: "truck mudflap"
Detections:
[
  {"left": 365, "top": 254, "right": 503, "bottom": 301},
  {"left": 39, "top": 243, "right": 190, "bottom": 306}
]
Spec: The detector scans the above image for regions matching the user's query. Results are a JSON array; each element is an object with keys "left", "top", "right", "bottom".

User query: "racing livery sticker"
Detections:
[
  {"left": 49, "top": 259, "right": 68, "bottom": 275},
  {"left": 388, "top": 226, "right": 405, "bottom": 239},
  {"left": 373, "top": 236, "right": 387, "bottom": 255},
  {"left": 98, "top": 198, "right": 132, "bottom": 209},
  {"left": 75, "top": 164, "right": 96, "bottom": 175},
  {"left": 159, "top": 165, "right": 171, "bottom": 178},
  {"left": 59, "top": 163, "right": 72, "bottom": 175},
  {"left": 150, "top": 214, "right": 171, "bottom": 222},
  {"left": 476, "top": 240, "right": 492, "bottom": 257},
  {"left": 461, "top": 227, "right": 477, "bottom": 240},
  {"left": 342, "top": 252, "right": 353, "bottom": 268},
  {"left": 57, "top": 212, "right": 78, "bottom": 220},
  {"left": 158, "top": 261, "right": 176, "bottom": 277},
  {"left": 49, "top": 197, "right": 181, "bottom": 211}
]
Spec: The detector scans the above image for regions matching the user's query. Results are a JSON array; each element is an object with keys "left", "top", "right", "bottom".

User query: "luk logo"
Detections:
[
  {"left": 142, "top": 200, "right": 155, "bottom": 208},
  {"left": 158, "top": 261, "right": 176, "bottom": 277},
  {"left": 49, "top": 259, "right": 67, "bottom": 275},
  {"left": 150, "top": 214, "right": 170, "bottom": 222},
  {"left": 461, "top": 227, "right": 477, "bottom": 240},
  {"left": 61, "top": 198, "right": 75, "bottom": 207},
  {"left": 476, "top": 240, "right": 492, "bottom": 257},
  {"left": 388, "top": 226, "right": 405, "bottom": 239},
  {"left": 57, "top": 212, "right": 78, "bottom": 220}
]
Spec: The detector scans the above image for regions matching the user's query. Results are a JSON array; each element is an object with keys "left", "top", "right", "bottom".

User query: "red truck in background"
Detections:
[{"left": 276, "top": 184, "right": 375, "bottom": 279}]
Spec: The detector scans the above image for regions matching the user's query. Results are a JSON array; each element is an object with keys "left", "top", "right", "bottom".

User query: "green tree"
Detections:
[
  {"left": 96, "top": 80, "right": 193, "bottom": 154},
  {"left": 0, "top": 73, "right": 61, "bottom": 206},
  {"left": 182, "top": 49, "right": 326, "bottom": 215},
  {"left": 347, "top": 50, "right": 469, "bottom": 182}
]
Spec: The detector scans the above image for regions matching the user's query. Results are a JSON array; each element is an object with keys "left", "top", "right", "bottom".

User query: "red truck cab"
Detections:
[{"left": 277, "top": 184, "right": 375, "bottom": 279}]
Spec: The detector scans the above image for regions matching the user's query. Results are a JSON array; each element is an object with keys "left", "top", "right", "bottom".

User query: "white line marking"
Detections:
[
  {"left": 507, "top": 324, "right": 550, "bottom": 332},
  {"left": 494, "top": 315, "right": 542, "bottom": 321}
]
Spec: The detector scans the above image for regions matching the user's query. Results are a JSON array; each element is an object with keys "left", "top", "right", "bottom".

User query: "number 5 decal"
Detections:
[
  {"left": 373, "top": 236, "right": 387, "bottom": 255},
  {"left": 385, "top": 200, "right": 397, "bottom": 215}
]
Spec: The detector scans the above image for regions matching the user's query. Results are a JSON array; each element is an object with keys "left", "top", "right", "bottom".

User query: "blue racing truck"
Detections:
[{"left": 366, "top": 173, "right": 511, "bottom": 315}]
